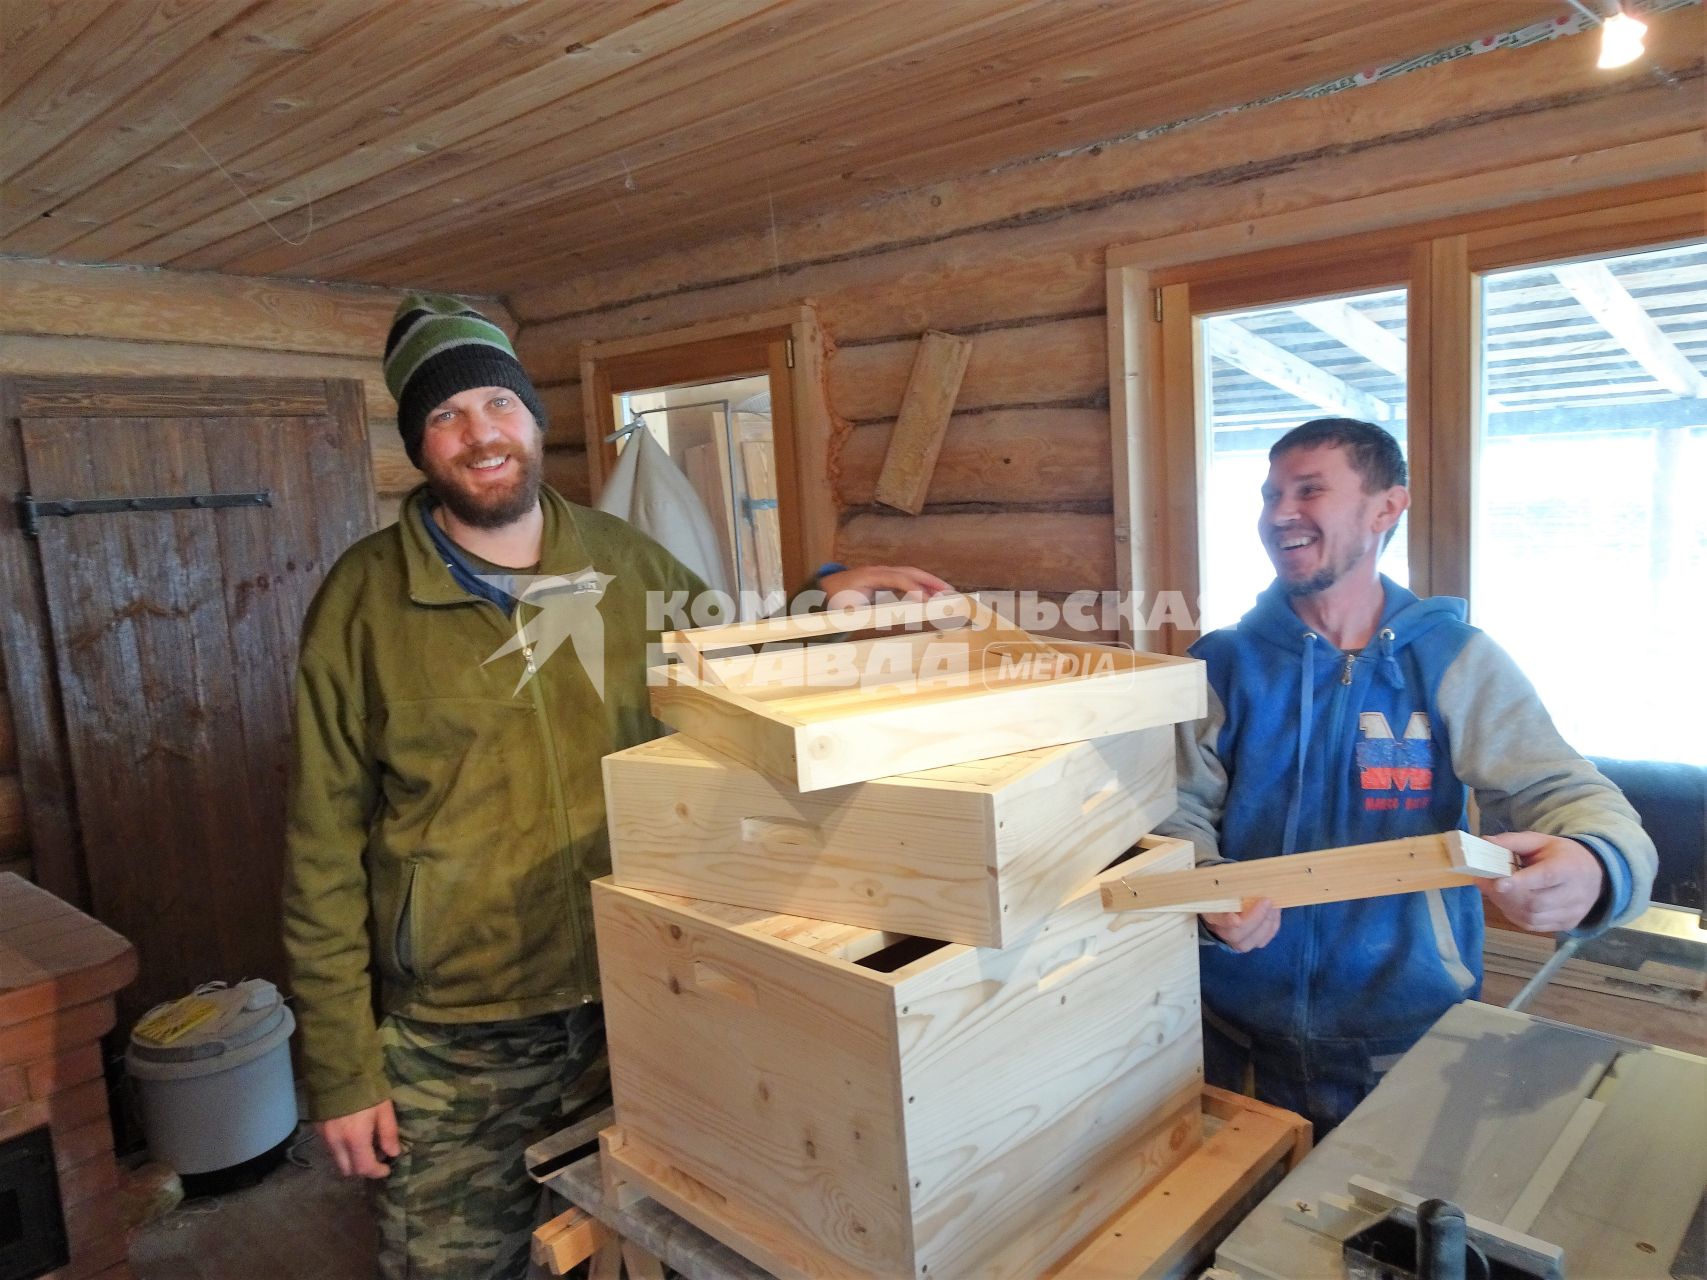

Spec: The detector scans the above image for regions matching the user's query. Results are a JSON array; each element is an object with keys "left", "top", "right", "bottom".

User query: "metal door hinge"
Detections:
[
  {"left": 785, "top": 337, "right": 796, "bottom": 369},
  {"left": 17, "top": 489, "right": 271, "bottom": 538},
  {"left": 1153, "top": 289, "right": 1163, "bottom": 323}
]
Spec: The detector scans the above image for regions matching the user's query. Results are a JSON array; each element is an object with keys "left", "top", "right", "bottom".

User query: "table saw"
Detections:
[{"left": 1210, "top": 1000, "right": 1707, "bottom": 1280}]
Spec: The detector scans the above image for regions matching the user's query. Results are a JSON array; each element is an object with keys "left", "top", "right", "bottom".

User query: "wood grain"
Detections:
[
  {"left": 0, "top": 774, "right": 25, "bottom": 861},
  {"left": 653, "top": 628, "right": 1204, "bottom": 793},
  {"left": 604, "top": 726, "right": 1174, "bottom": 947},
  {"left": 3, "top": 376, "right": 370, "bottom": 1033},
  {"left": 1102, "top": 831, "right": 1515, "bottom": 913},
  {"left": 592, "top": 833, "right": 1205, "bottom": 1279},
  {"left": 839, "top": 408, "right": 1110, "bottom": 508},
  {"left": 0, "top": 259, "right": 410, "bottom": 355},
  {"left": 829, "top": 315, "right": 1105, "bottom": 424},
  {"left": 873, "top": 331, "right": 972, "bottom": 514},
  {"left": 838, "top": 510, "right": 1118, "bottom": 595}
]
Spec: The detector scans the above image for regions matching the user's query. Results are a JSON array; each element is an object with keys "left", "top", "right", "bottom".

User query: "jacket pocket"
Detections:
[
  {"left": 370, "top": 697, "right": 569, "bottom": 1006},
  {"left": 392, "top": 861, "right": 418, "bottom": 981},
  {"left": 1422, "top": 887, "right": 1477, "bottom": 996}
]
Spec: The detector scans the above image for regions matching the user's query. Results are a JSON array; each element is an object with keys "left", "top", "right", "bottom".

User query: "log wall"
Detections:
[{"left": 509, "top": 8, "right": 1705, "bottom": 612}]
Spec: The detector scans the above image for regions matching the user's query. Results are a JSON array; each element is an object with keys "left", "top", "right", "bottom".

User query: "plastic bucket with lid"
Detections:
[{"left": 126, "top": 979, "right": 298, "bottom": 1183}]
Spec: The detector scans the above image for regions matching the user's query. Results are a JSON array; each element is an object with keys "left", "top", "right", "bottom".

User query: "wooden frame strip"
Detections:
[
  {"left": 1100, "top": 830, "right": 1514, "bottom": 914},
  {"left": 660, "top": 591, "right": 985, "bottom": 656}
]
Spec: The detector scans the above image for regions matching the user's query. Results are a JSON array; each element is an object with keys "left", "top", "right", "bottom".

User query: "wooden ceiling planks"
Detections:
[
  {"left": 442, "top": 0, "right": 1567, "bottom": 295},
  {"left": 277, "top": 0, "right": 1115, "bottom": 285},
  {"left": 187, "top": 0, "right": 946, "bottom": 279},
  {"left": 328, "top": 0, "right": 1564, "bottom": 293},
  {"left": 21, "top": 0, "right": 628, "bottom": 260},
  {"left": 0, "top": 0, "right": 117, "bottom": 107},
  {"left": 2, "top": 0, "right": 1585, "bottom": 293},
  {"left": 0, "top": 0, "right": 370, "bottom": 245},
  {"left": 1, "top": 0, "right": 259, "bottom": 179},
  {"left": 105, "top": 0, "right": 766, "bottom": 269}
]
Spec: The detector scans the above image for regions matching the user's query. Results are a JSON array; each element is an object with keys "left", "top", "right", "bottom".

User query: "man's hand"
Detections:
[
  {"left": 1202, "top": 897, "right": 1281, "bottom": 952},
  {"left": 316, "top": 1099, "right": 401, "bottom": 1178},
  {"left": 819, "top": 564, "right": 952, "bottom": 608},
  {"left": 1479, "top": 832, "right": 1605, "bottom": 933}
]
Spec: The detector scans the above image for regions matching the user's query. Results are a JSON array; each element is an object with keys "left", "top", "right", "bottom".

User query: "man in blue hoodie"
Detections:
[{"left": 1160, "top": 417, "right": 1654, "bottom": 1135}]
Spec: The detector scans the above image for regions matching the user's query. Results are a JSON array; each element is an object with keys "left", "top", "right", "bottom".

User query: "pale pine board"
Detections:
[{"left": 1101, "top": 831, "right": 1515, "bottom": 913}]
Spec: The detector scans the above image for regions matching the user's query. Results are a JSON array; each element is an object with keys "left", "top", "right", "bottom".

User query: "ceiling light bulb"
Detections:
[{"left": 1597, "top": 10, "right": 1648, "bottom": 68}]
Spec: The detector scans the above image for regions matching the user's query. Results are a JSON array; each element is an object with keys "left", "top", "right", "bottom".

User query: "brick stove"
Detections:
[{"left": 1, "top": 873, "right": 137, "bottom": 1280}]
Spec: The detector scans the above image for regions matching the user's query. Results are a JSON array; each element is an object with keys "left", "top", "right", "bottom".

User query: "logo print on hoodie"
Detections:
[{"left": 1355, "top": 710, "right": 1433, "bottom": 809}]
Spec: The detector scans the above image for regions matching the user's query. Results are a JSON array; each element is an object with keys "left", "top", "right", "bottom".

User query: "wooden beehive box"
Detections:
[
  {"left": 593, "top": 836, "right": 1205, "bottom": 1280},
  {"left": 604, "top": 726, "right": 1176, "bottom": 947},
  {"left": 650, "top": 595, "right": 1205, "bottom": 792}
]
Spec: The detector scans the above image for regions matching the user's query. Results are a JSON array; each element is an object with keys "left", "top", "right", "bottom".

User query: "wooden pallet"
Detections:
[{"left": 576, "top": 1085, "right": 1308, "bottom": 1280}]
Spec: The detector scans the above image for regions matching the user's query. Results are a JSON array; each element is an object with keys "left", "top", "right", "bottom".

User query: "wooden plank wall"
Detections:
[
  {"left": 0, "top": 262, "right": 511, "bottom": 879},
  {"left": 509, "top": 7, "right": 1704, "bottom": 618}
]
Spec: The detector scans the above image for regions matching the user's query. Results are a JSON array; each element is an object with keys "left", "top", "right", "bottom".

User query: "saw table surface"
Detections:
[{"left": 1212, "top": 1000, "right": 1707, "bottom": 1279}]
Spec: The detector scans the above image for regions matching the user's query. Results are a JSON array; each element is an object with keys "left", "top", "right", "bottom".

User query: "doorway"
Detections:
[
  {"left": 618, "top": 375, "right": 783, "bottom": 616},
  {"left": 579, "top": 306, "right": 835, "bottom": 606}
]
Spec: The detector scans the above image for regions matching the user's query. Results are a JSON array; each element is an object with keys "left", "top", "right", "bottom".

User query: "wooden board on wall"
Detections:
[
  {"left": 839, "top": 408, "right": 1111, "bottom": 508},
  {"left": 872, "top": 330, "right": 973, "bottom": 514}
]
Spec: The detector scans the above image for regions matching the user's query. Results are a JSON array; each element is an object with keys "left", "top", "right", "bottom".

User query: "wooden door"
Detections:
[{"left": 0, "top": 376, "right": 372, "bottom": 1032}]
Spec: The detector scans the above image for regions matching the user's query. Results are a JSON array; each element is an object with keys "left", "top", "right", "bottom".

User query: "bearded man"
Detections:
[
  {"left": 283, "top": 295, "right": 944, "bottom": 1277},
  {"left": 1158, "top": 417, "right": 1654, "bottom": 1137}
]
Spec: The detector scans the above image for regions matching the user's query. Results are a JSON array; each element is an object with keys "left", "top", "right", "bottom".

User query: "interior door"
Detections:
[{"left": 0, "top": 376, "right": 372, "bottom": 1033}]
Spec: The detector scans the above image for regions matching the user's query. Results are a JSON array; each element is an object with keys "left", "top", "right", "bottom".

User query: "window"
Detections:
[
  {"left": 1475, "top": 242, "right": 1706, "bottom": 763},
  {"left": 1200, "top": 288, "right": 1410, "bottom": 632},
  {"left": 1109, "top": 175, "right": 1705, "bottom": 764}
]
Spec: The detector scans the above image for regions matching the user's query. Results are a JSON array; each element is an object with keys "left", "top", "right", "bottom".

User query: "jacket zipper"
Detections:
[
  {"left": 515, "top": 607, "right": 592, "bottom": 1000},
  {"left": 1300, "top": 645, "right": 1359, "bottom": 1051}
]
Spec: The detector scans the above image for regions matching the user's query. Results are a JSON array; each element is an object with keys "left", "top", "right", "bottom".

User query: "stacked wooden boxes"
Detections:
[{"left": 594, "top": 595, "right": 1209, "bottom": 1279}]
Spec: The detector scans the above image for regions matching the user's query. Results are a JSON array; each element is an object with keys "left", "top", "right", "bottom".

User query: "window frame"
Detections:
[{"left": 1107, "top": 172, "right": 1705, "bottom": 654}]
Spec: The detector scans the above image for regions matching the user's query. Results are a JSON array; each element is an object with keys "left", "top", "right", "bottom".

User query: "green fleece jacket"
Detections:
[{"left": 282, "top": 484, "right": 706, "bottom": 1121}]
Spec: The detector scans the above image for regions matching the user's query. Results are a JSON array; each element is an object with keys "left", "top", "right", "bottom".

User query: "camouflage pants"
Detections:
[{"left": 376, "top": 1005, "right": 607, "bottom": 1280}]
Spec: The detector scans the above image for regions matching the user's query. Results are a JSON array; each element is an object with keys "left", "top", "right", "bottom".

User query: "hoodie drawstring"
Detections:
[
  {"left": 1283, "top": 632, "right": 1317, "bottom": 856},
  {"left": 1378, "top": 627, "right": 1403, "bottom": 688}
]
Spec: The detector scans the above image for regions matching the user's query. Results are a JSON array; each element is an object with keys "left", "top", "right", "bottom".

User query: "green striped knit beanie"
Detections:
[{"left": 383, "top": 293, "right": 548, "bottom": 465}]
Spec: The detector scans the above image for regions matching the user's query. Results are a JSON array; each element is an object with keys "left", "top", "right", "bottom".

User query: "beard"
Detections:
[
  {"left": 422, "top": 435, "right": 543, "bottom": 530},
  {"left": 1281, "top": 564, "right": 1340, "bottom": 597}
]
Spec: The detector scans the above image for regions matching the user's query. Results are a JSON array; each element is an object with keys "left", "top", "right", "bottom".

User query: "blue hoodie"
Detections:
[{"left": 1162, "top": 576, "right": 1654, "bottom": 1098}]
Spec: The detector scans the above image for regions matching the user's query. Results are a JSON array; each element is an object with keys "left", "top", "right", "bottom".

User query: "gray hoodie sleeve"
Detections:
[
  {"left": 1156, "top": 683, "right": 1230, "bottom": 866},
  {"left": 1437, "top": 631, "right": 1656, "bottom": 929}
]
